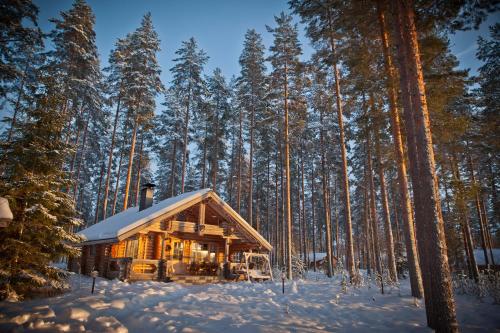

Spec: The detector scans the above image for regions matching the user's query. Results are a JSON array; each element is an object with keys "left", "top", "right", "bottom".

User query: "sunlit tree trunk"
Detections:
[
  {"left": 393, "top": 1, "right": 458, "bottom": 330},
  {"left": 102, "top": 93, "right": 121, "bottom": 220},
  {"left": 123, "top": 114, "right": 138, "bottom": 210},
  {"left": 377, "top": 0, "right": 423, "bottom": 297}
]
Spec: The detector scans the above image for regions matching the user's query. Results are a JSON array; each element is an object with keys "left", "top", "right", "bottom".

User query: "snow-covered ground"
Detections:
[{"left": 0, "top": 272, "right": 498, "bottom": 333}]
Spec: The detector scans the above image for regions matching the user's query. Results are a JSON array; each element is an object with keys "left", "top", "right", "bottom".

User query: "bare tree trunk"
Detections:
[
  {"left": 248, "top": 105, "right": 255, "bottom": 226},
  {"left": 320, "top": 108, "right": 334, "bottom": 277},
  {"left": 377, "top": 0, "right": 423, "bottom": 297},
  {"left": 94, "top": 162, "right": 105, "bottom": 225},
  {"left": 180, "top": 91, "right": 191, "bottom": 194},
  {"left": 467, "top": 152, "right": 489, "bottom": 265},
  {"left": 169, "top": 140, "right": 177, "bottom": 197},
  {"left": 283, "top": 60, "right": 293, "bottom": 280},
  {"left": 133, "top": 134, "right": 144, "bottom": 207},
  {"left": 450, "top": 155, "right": 479, "bottom": 281},
  {"left": 311, "top": 164, "right": 317, "bottom": 272},
  {"left": 300, "top": 146, "right": 308, "bottom": 266},
  {"left": 72, "top": 118, "right": 89, "bottom": 201},
  {"left": 102, "top": 94, "right": 122, "bottom": 220},
  {"left": 363, "top": 165, "right": 373, "bottom": 276},
  {"left": 123, "top": 114, "right": 138, "bottom": 211},
  {"left": 393, "top": 1, "right": 458, "bottom": 330},
  {"left": 480, "top": 196, "right": 496, "bottom": 265},
  {"left": 275, "top": 151, "right": 280, "bottom": 267},
  {"left": 201, "top": 121, "right": 208, "bottom": 189},
  {"left": 237, "top": 108, "right": 243, "bottom": 213},
  {"left": 328, "top": 33, "right": 355, "bottom": 278},
  {"left": 111, "top": 122, "right": 129, "bottom": 216},
  {"left": 366, "top": 136, "right": 382, "bottom": 276},
  {"left": 372, "top": 98, "right": 398, "bottom": 282}
]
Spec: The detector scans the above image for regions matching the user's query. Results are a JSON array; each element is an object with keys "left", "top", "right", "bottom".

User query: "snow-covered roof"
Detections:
[
  {"left": 78, "top": 189, "right": 211, "bottom": 243},
  {"left": 78, "top": 188, "right": 272, "bottom": 251}
]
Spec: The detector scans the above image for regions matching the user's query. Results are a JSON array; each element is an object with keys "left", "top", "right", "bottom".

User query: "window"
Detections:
[
  {"left": 192, "top": 242, "right": 209, "bottom": 263},
  {"left": 173, "top": 241, "right": 184, "bottom": 260},
  {"left": 111, "top": 241, "right": 126, "bottom": 258},
  {"left": 209, "top": 244, "right": 218, "bottom": 263}
]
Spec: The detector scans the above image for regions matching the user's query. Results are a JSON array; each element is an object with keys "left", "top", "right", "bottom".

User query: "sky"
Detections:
[{"left": 33, "top": 0, "right": 498, "bottom": 86}]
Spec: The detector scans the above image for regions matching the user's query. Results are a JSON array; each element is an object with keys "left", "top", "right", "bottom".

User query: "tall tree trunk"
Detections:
[
  {"left": 212, "top": 109, "right": 220, "bottom": 191},
  {"left": 72, "top": 118, "right": 90, "bottom": 201},
  {"left": 180, "top": 91, "right": 191, "bottom": 194},
  {"left": 111, "top": 122, "right": 129, "bottom": 216},
  {"left": 284, "top": 60, "right": 293, "bottom": 280},
  {"left": 327, "top": 28, "right": 355, "bottom": 278},
  {"left": 366, "top": 136, "right": 382, "bottom": 276},
  {"left": 450, "top": 155, "right": 479, "bottom": 281},
  {"left": 311, "top": 164, "right": 317, "bottom": 272},
  {"left": 169, "top": 140, "right": 177, "bottom": 197},
  {"left": 363, "top": 165, "right": 373, "bottom": 275},
  {"left": 377, "top": 0, "right": 423, "bottom": 297},
  {"left": 300, "top": 146, "right": 308, "bottom": 266},
  {"left": 248, "top": 105, "right": 255, "bottom": 226},
  {"left": 94, "top": 162, "right": 105, "bottom": 225},
  {"left": 102, "top": 94, "right": 122, "bottom": 220},
  {"left": 237, "top": 108, "right": 243, "bottom": 213},
  {"left": 133, "top": 134, "right": 144, "bottom": 207},
  {"left": 393, "top": 1, "right": 458, "bottom": 330},
  {"left": 372, "top": 98, "right": 398, "bottom": 282},
  {"left": 123, "top": 114, "right": 139, "bottom": 211},
  {"left": 275, "top": 151, "right": 280, "bottom": 267},
  {"left": 320, "top": 108, "right": 334, "bottom": 277},
  {"left": 467, "top": 152, "right": 489, "bottom": 265}
]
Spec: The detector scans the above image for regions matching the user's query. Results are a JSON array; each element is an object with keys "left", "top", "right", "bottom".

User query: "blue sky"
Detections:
[{"left": 34, "top": 0, "right": 498, "bottom": 85}]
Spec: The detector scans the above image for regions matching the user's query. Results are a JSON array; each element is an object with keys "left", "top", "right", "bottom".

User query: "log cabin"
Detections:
[{"left": 71, "top": 185, "right": 272, "bottom": 283}]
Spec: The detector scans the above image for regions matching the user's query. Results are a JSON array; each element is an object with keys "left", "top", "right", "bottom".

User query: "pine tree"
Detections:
[
  {"left": 0, "top": 76, "right": 82, "bottom": 299},
  {"left": 267, "top": 12, "right": 303, "bottom": 280},
  {"left": 0, "top": 0, "right": 44, "bottom": 143},
  {"left": 170, "top": 37, "right": 208, "bottom": 193},
  {"left": 392, "top": 1, "right": 458, "bottom": 330},
  {"left": 291, "top": 0, "right": 356, "bottom": 279},
  {"left": 237, "top": 29, "right": 267, "bottom": 226},
  {"left": 121, "top": 13, "right": 163, "bottom": 210},
  {"left": 205, "top": 68, "right": 231, "bottom": 192}
]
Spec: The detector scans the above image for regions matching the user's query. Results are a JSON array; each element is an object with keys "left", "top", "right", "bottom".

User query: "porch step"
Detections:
[{"left": 169, "top": 275, "right": 222, "bottom": 285}]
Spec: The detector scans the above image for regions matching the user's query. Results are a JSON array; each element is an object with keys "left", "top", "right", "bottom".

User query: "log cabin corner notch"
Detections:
[{"left": 70, "top": 188, "right": 272, "bottom": 282}]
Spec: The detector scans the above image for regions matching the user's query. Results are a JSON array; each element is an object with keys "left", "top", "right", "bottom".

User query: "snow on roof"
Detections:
[
  {"left": 474, "top": 248, "right": 500, "bottom": 266},
  {"left": 78, "top": 189, "right": 211, "bottom": 243}
]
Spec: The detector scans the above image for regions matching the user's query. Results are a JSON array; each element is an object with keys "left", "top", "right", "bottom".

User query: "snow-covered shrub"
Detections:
[{"left": 291, "top": 255, "right": 306, "bottom": 279}]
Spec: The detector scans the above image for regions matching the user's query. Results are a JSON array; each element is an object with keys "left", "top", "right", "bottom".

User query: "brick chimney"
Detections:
[{"left": 139, "top": 183, "right": 155, "bottom": 211}]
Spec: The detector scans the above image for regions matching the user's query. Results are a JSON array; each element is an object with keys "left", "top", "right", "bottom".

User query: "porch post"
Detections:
[
  {"left": 160, "top": 233, "right": 166, "bottom": 280},
  {"left": 198, "top": 202, "right": 206, "bottom": 236},
  {"left": 224, "top": 238, "right": 230, "bottom": 263}
]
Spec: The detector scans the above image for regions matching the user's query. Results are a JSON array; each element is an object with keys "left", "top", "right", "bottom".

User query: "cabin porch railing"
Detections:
[{"left": 107, "top": 258, "right": 167, "bottom": 281}]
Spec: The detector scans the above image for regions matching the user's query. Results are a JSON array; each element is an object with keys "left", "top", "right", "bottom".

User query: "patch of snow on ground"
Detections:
[{"left": 0, "top": 271, "right": 498, "bottom": 332}]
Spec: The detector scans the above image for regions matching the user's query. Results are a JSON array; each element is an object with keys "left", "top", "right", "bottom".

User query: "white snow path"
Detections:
[{"left": 0, "top": 273, "right": 498, "bottom": 332}]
